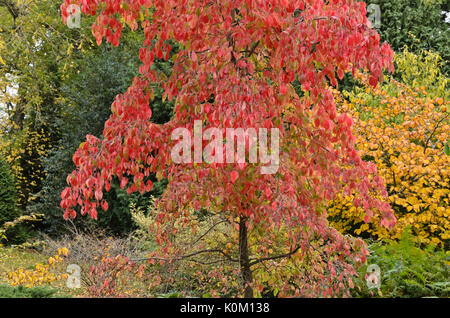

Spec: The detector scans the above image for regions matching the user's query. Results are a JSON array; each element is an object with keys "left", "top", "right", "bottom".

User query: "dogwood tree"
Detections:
[{"left": 60, "top": 0, "right": 396, "bottom": 297}]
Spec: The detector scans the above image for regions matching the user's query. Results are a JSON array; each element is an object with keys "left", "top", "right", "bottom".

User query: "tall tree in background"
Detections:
[
  {"left": 0, "top": 0, "right": 91, "bottom": 209},
  {"left": 0, "top": 1, "right": 173, "bottom": 235}
]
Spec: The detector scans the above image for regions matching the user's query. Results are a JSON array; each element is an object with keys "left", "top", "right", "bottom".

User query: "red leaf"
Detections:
[
  {"left": 101, "top": 200, "right": 108, "bottom": 211},
  {"left": 61, "top": 187, "right": 70, "bottom": 199},
  {"left": 230, "top": 170, "right": 239, "bottom": 183}
]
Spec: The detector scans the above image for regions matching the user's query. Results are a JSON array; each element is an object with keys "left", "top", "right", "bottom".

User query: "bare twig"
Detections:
[
  {"left": 131, "top": 248, "right": 239, "bottom": 263},
  {"left": 249, "top": 245, "right": 300, "bottom": 267}
]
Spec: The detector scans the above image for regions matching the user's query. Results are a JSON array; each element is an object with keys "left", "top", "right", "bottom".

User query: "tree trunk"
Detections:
[{"left": 239, "top": 216, "right": 253, "bottom": 298}]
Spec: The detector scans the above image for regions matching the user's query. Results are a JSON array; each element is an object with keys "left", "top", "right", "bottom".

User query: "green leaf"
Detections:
[{"left": 444, "top": 142, "right": 449, "bottom": 156}]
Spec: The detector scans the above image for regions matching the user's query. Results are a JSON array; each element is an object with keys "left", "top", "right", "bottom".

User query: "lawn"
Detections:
[{"left": 0, "top": 246, "right": 84, "bottom": 297}]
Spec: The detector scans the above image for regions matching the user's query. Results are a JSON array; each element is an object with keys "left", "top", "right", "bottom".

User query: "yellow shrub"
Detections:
[
  {"left": 329, "top": 72, "right": 449, "bottom": 247},
  {"left": 8, "top": 248, "right": 69, "bottom": 287},
  {"left": 0, "top": 126, "right": 53, "bottom": 207},
  {"left": 394, "top": 47, "right": 448, "bottom": 99}
]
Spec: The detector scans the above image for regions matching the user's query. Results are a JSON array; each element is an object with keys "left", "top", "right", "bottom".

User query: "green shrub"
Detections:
[
  {"left": 394, "top": 47, "right": 449, "bottom": 99},
  {"left": 353, "top": 227, "right": 449, "bottom": 297},
  {"left": 0, "top": 214, "right": 44, "bottom": 246},
  {"left": 0, "top": 284, "right": 62, "bottom": 298},
  {"left": 0, "top": 159, "right": 18, "bottom": 226},
  {"left": 32, "top": 33, "right": 172, "bottom": 237},
  {"left": 366, "top": 0, "right": 450, "bottom": 76},
  {"left": 4, "top": 224, "right": 35, "bottom": 246}
]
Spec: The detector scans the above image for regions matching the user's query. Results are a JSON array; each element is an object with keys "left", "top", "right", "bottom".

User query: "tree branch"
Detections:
[
  {"left": 189, "top": 219, "right": 227, "bottom": 246},
  {"left": 424, "top": 112, "right": 449, "bottom": 153},
  {"left": 249, "top": 245, "right": 300, "bottom": 267},
  {"left": 131, "top": 248, "right": 239, "bottom": 263}
]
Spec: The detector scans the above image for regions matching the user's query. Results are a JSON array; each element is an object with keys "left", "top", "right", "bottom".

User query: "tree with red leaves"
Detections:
[{"left": 60, "top": 0, "right": 396, "bottom": 297}]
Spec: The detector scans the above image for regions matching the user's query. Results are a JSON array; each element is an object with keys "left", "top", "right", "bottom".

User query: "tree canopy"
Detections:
[{"left": 60, "top": 0, "right": 397, "bottom": 297}]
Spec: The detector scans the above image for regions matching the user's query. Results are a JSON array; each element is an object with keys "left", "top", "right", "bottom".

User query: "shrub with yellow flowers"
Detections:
[
  {"left": 328, "top": 72, "right": 449, "bottom": 247},
  {"left": 394, "top": 47, "right": 448, "bottom": 100},
  {"left": 8, "top": 248, "right": 69, "bottom": 287}
]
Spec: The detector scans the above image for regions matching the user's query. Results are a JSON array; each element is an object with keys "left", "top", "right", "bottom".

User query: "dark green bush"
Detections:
[
  {"left": 353, "top": 227, "right": 449, "bottom": 298},
  {"left": 4, "top": 224, "right": 36, "bottom": 246},
  {"left": 0, "top": 159, "right": 39, "bottom": 245},
  {"left": 0, "top": 159, "right": 18, "bottom": 225},
  {"left": 366, "top": 0, "right": 449, "bottom": 75}
]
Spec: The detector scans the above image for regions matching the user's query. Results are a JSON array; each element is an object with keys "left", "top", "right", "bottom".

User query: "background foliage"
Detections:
[
  {"left": 0, "top": 158, "right": 17, "bottom": 225},
  {"left": 329, "top": 71, "right": 449, "bottom": 248},
  {"left": 353, "top": 228, "right": 449, "bottom": 298},
  {"left": 0, "top": 0, "right": 173, "bottom": 237},
  {"left": 366, "top": 0, "right": 449, "bottom": 75}
]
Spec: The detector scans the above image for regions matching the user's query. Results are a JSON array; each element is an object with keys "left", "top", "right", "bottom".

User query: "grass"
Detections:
[
  {"left": 0, "top": 245, "right": 80, "bottom": 297},
  {"left": 0, "top": 246, "right": 46, "bottom": 285},
  {"left": 0, "top": 284, "right": 63, "bottom": 298}
]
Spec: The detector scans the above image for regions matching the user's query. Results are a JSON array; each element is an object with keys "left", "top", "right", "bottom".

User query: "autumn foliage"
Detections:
[
  {"left": 59, "top": 0, "right": 397, "bottom": 297},
  {"left": 0, "top": 128, "right": 53, "bottom": 208},
  {"left": 328, "top": 72, "right": 449, "bottom": 247},
  {"left": 8, "top": 248, "right": 69, "bottom": 288}
]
